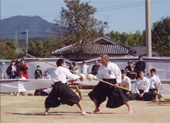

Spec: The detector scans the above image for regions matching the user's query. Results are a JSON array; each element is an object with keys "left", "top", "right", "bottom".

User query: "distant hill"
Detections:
[{"left": 0, "top": 15, "right": 57, "bottom": 39}]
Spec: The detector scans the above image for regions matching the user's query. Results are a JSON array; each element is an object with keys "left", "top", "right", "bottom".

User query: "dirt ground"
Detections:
[{"left": 1, "top": 89, "right": 170, "bottom": 123}]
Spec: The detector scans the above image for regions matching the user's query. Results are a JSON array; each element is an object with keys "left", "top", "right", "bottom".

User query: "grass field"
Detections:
[{"left": 1, "top": 89, "right": 170, "bottom": 123}]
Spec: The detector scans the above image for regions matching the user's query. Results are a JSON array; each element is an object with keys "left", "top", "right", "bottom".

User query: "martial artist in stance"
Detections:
[
  {"left": 88, "top": 55, "right": 133, "bottom": 114},
  {"left": 120, "top": 69, "right": 133, "bottom": 99},
  {"left": 133, "top": 70, "right": 150, "bottom": 101},
  {"left": 146, "top": 68, "right": 162, "bottom": 100},
  {"left": 44, "top": 59, "right": 87, "bottom": 115}
]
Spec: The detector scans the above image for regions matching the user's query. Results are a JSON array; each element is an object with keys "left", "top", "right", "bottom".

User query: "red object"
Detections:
[
  {"left": 18, "top": 63, "right": 29, "bottom": 79},
  {"left": 19, "top": 71, "right": 23, "bottom": 75}
]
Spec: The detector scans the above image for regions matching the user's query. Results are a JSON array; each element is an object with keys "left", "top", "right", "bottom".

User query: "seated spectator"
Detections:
[
  {"left": 133, "top": 70, "right": 151, "bottom": 101},
  {"left": 125, "top": 60, "right": 136, "bottom": 79},
  {"left": 34, "top": 65, "right": 43, "bottom": 79},
  {"left": 43, "top": 71, "right": 51, "bottom": 79},
  {"left": 91, "top": 60, "right": 100, "bottom": 75},
  {"left": 34, "top": 71, "right": 50, "bottom": 96},
  {"left": 120, "top": 69, "right": 132, "bottom": 99},
  {"left": 6, "top": 60, "right": 18, "bottom": 79},
  {"left": 146, "top": 68, "right": 162, "bottom": 100}
]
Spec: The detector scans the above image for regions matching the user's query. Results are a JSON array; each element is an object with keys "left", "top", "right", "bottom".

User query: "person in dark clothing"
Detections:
[
  {"left": 125, "top": 60, "right": 135, "bottom": 79},
  {"left": 34, "top": 65, "right": 44, "bottom": 96},
  {"left": 34, "top": 65, "right": 43, "bottom": 79},
  {"left": 135, "top": 55, "right": 146, "bottom": 79},
  {"left": 91, "top": 60, "right": 100, "bottom": 75},
  {"left": 6, "top": 60, "right": 18, "bottom": 79}
]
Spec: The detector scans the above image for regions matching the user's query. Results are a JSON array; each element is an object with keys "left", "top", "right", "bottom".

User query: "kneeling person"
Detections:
[
  {"left": 147, "top": 68, "right": 162, "bottom": 100},
  {"left": 44, "top": 59, "right": 87, "bottom": 115},
  {"left": 121, "top": 69, "right": 133, "bottom": 100},
  {"left": 134, "top": 70, "right": 150, "bottom": 101}
]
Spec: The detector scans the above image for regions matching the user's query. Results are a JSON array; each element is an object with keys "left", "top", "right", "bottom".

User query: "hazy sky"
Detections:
[{"left": 1, "top": 0, "right": 170, "bottom": 34}]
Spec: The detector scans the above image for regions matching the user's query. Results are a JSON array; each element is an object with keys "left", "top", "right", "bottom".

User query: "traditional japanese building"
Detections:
[{"left": 51, "top": 35, "right": 136, "bottom": 60}]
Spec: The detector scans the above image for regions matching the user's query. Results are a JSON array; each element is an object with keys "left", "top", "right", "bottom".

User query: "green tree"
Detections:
[
  {"left": 152, "top": 16, "right": 170, "bottom": 56},
  {"left": 27, "top": 36, "right": 65, "bottom": 57},
  {"left": 0, "top": 42, "right": 17, "bottom": 59},
  {"left": 55, "top": 0, "right": 106, "bottom": 57}
]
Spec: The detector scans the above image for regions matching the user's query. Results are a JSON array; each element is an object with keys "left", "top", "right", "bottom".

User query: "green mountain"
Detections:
[{"left": 0, "top": 15, "right": 56, "bottom": 39}]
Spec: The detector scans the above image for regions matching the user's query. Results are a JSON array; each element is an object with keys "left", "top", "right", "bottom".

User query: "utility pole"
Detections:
[
  {"left": 15, "top": 31, "right": 18, "bottom": 46},
  {"left": 105, "top": 15, "right": 110, "bottom": 34},
  {"left": 26, "top": 29, "right": 28, "bottom": 58},
  {"left": 145, "top": 0, "right": 152, "bottom": 57}
]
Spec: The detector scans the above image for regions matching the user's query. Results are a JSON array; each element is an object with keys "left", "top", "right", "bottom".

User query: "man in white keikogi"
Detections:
[
  {"left": 88, "top": 54, "right": 133, "bottom": 114},
  {"left": 120, "top": 69, "right": 134, "bottom": 99},
  {"left": 134, "top": 70, "right": 150, "bottom": 101},
  {"left": 44, "top": 59, "right": 87, "bottom": 116},
  {"left": 146, "top": 68, "right": 162, "bottom": 100}
]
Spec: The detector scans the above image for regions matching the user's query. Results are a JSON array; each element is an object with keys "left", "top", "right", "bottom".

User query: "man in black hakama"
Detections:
[
  {"left": 44, "top": 59, "right": 87, "bottom": 115},
  {"left": 88, "top": 55, "right": 133, "bottom": 114}
]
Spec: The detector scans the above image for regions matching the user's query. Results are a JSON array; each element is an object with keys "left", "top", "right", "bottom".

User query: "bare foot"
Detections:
[
  {"left": 81, "top": 111, "right": 88, "bottom": 115},
  {"left": 128, "top": 109, "right": 133, "bottom": 114},
  {"left": 91, "top": 109, "right": 100, "bottom": 114},
  {"left": 44, "top": 112, "right": 48, "bottom": 116}
]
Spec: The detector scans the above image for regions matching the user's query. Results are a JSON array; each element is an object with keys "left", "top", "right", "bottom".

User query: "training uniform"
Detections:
[
  {"left": 45, "top": 66, "right": 80, "bottom": 108},
  {"left": 88, "top": 62, "right": 129, "bottom": 108},
  {"left": 120, "top": 76, "right": 134, "bottom": 100},
  {"left": 147, "top": 75, "right": 161, "bottom": 100},
  {"left": 133, "top": 77, "right": 150, "bottom": 101}
]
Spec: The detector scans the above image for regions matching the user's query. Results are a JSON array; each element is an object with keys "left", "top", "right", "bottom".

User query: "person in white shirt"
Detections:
[
  {"left": 44, "top": 59, "right": 87, "bottom": 116},
  {"left": 80, "top": 61, "right": 88, "bottom": 74},
  {"left": 88, "top": 54, "right": 133, "bottom": 114},
  {"left": 16, "top": 71, "right": 26, "bottom": 96},
  {"left": 146, "top": 68, "right": 162, "bottom": 100},
  {"left": 43, "top": 71, "right": 51, "bottom": 79},
  {"left": 120, "top": 69, "right": 133, "bottom": 98},
  {"left": 134, "top": 70, "right": 150, "bottom": 101}
]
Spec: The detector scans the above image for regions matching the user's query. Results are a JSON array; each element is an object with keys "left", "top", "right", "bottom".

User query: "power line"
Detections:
[
  {"left": 97, "top": 0, "right": 170, "bottom": 12},
  {"left": 1, "top": 0, "right": 170, "bottom": 19}
]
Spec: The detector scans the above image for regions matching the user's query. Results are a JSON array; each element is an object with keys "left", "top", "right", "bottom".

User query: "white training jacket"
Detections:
[
  {"left": 95, "top": 62, "right": 121, "bottom": 83},
  {"left": 51, "top": 66, "right": 80, "bottom": 84},
  {"left": 135, "top": 77, "right": 150, "bottom": 93},
  {"left": 121, "top": 75, "right": 131, "bottom": 91},
  {"left": 146, "top": 75, "right": 161, "bottom": 89}
]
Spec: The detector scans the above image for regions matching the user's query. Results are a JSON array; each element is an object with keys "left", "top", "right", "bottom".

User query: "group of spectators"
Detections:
[
  {"left": 6, "top": 58, "right": 29, "bottom": 80},
  {"left": 69, "top": 55, "right": 146, "bottom": 80},
  {"left": 125, "top": 55, "right": 146, "bottom": 79},
  {"left": 6, "top": 59, "right": 51, "bottom": 96},
  {"left": 33, "top": 65, "right": 51, "bottom": 96},
  {"left": 6, "top": 58, "right": 29, "bottom": 96},
  {"left": 69, "top": 60, "right": 100, "bottom": 75}
]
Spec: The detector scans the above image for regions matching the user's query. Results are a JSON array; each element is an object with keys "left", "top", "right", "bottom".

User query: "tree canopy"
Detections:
[
  {"left": 54, "top": 0, "right": 106, "bottom": 57},
  {"left": 152, "top": 16, "right": 170, "bottom": 56}
]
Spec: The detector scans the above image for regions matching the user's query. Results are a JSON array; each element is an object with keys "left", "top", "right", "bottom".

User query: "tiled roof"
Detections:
[
  {"left": 132, "top": 45, "right": 159, "bottom": 56},
  {"left": 51, "top": 36, "right": 136, "bottom": 55}
]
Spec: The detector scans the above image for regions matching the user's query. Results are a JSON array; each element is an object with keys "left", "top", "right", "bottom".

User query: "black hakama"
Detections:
[
  {"left": 148, "top": 89, "right": 157, "bottom": 100},
  {"left": 88, "top": 79, "right": 129, "bottom": 108},
  {"left": 122, "top": 90, "right": 136, "bottom": 100},
  {"left": 131, "top": 90, "right": 151, "bottom": 101},
  {"left": 45, "top": 82, "right": 80, "bottom": 108}
]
